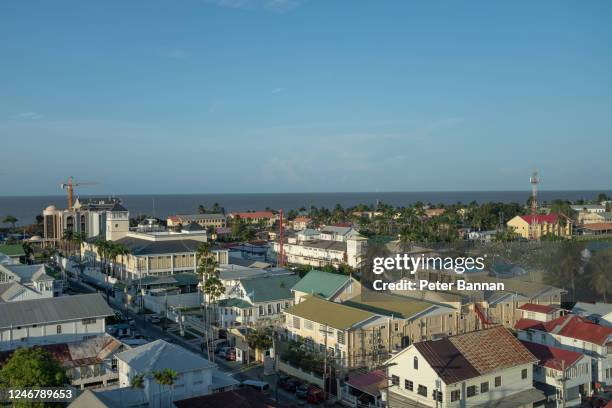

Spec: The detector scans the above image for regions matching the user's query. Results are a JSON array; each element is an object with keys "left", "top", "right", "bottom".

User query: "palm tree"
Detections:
[
  {"left": 62, "top": 229, "right": 74, "bottom": 257},
  {"left": 2, "top": 215, "right": 18, "bottom": 231},
  {"left": 130, "top": 374, "right": 146, "bottom": 407},
  {"left": 196, "top": 243, "right": 221, "bottom": 358},
  {"left": 114, "top": 243, "right": 129, "bottom": 281},
  {"left": 152, "top": 368, "right": 178, "bottom": 408},
  {"left": 71, "top": 231, "right": 87, "bottom": 261}
]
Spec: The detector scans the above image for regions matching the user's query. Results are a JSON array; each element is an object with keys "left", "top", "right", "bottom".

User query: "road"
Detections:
[{"left": 67, "top": 277, "right": 311, "bottom": 407}]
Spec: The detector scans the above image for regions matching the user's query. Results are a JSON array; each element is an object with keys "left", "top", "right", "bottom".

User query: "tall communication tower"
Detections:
[{"left": 529, "top": 171, "right": 539, "bottom": 240}]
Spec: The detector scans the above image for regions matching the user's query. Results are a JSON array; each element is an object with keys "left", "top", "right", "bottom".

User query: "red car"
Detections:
[{"left": 306, "top": 386, "right": 325, "bottom": 404}]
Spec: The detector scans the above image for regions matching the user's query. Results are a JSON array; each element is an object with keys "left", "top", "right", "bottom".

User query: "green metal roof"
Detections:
[
  {"left": 286, "top": 295, "right": 375, "bottom": 330},
  {"left": 0, "top": 244, "right": 25, "bottom": 257},
  {"left": 218, "top": 298, "right": 253, "bottom": 309},
  {"left": 241, "top": 274, "right": 300, "bottom": 303},
  {"left": 291, "top": 269, "right": 350, "bottom": 299},
  {"left": 343, "top": 293, "right": 433, "bottom": 319}
]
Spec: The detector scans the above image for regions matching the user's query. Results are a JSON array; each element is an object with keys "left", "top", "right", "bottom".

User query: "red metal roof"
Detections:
[
  {"left": 519, "top": 213, "right": 560, "bottom": 224},
  {"left": 346, "top": 369, "right": 386, "bottom": 396},
  {"left": 516, "top": 315, "right": 612, "bottom": 346},
  {"left": 520, "top": 341, "right": 584, "bottom": 371},
  {"left": 519, "top": 303, "right": 558, "bottom": 314}
]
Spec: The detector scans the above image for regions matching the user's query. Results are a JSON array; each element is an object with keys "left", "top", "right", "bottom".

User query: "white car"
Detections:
[{"left": 148, "top": 314, "right": 161, "bottom": 323}]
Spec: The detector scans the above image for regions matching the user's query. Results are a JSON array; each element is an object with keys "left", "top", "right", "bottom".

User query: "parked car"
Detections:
[
  {"left": 280, "top": 378, "right": 299, "bottom": 393},
  {"left": 225, "top": 349, "right": 236, "bottom": 361},
  {"left": 147, "top": 314, "right": 161, "bottom": 324},
  {"left": 218, "top": 351, "right": 227, "bottom": 359},
  {"left": 241, "top": 380, "right": 270, "bottom": 394},
  {"left": 295, "top": 384, "right": 309, "bottom": 399},
  {"left": 306, "top": 386, "right": 325, "bottom": 404}
]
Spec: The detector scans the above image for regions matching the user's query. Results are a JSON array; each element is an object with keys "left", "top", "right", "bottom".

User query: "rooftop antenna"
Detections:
[{"left": 530, "top": 170, "right": 539, "bottom": 240}]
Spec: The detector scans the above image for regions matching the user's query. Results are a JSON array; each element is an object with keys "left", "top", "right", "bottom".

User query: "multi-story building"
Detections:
[
  {"left": 82, "top": 228, "right": 228, "bottom": 280},
  {"left": 271, "top": 230, "right": 367, "bottom": 268},
  {"left": 291, "top": 216, "right": 311, "bottom": 231},
  {"left": 42, "top": 198, "right": 130, "bottom": 245},
  {"left": 506, "top": 214, "right": 572, "bottom": 240},
  {"left": 167, "top": 213, "right": 227, "bottom": 229},
  {"left": 515, "top": 314, "right": 612, "bottom": 385},
  {"left": 0, "top": 293, "right": 113, "bottom": 351},
  {"left": 385, "top": 326, "right": 544, "bottom": 408},
  {"left": 227, "top": 211, "right": 277, "bottom": 227},
  {"left": 570, "top": 204, "right": 606, "bottom": 214},
  {"left": 217, "top": 273, "right": 300, "bottom": 327},
  {"left": 521, "top": 340, "right": 592, "bottom": 407}
]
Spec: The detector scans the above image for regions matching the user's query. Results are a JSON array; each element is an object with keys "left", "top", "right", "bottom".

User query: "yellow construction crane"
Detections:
[{"left": 60, "top": 176, "right": 98, "bottom": 210}]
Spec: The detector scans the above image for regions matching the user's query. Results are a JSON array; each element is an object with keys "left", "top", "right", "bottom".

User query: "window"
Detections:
[
  {"left": 276, "top": 303, "right": 281, "bottom": 313},
  {"left": 292, "top": 317, "right": 300, "bottom": 329},
  {"left": 391, "top": 375, "right": 399, "bottom": 386},
  {"left": 494, "top": 376, "right": 502, "bottom": 387},
  {"left": 82, "top": 318, "right": 96, "bottom": 325},
  {"left": 417, "top": 385, "right": 427, "bottom": 397},
  {"left": 451, "top": 390, "right": 460, "bottom": 402},
  {"left": 259, "top": 306, "right": 264, "bottom": 316},
  {"left": 267, "top": 304, "right": 273, "bottom": 314},
  {"left": 432, "top": 390, "right": 443, "bottom": 402},
  {"left": 521, "top": 368, "right": 528, "bottom": 379},
  {"left": 337, "top": 330, "right": 345, "bottom": 345},
  {"left": 480, "top": 381, "right": 489, "bottom": 393},
  {"left": 404, "top": 380, "right": 413, "bottom": 391},
  {"left": 413, "top": 356, "right": 418, "bottom": 370},
  {"left": 56, "top": 325, "right": 62, "bottom": 334},
  {"left": 466, "top": 385, "right": 477, "bottom": 398},
  {"left": 304, "top": 320, "right": 313, "bottom": 331}
]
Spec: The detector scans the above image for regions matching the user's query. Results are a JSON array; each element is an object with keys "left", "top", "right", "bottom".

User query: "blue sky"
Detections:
[{"left": 1, "top": 0, "right": 611, "bottom": 195}]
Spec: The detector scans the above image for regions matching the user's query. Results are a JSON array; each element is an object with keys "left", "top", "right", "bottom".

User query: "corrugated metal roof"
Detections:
[
  {"left": 116, "top": 339, "right": 215, "bottom": 373},
  {"left": 0, "top": 293, "right": 114, "bottom": 328}
]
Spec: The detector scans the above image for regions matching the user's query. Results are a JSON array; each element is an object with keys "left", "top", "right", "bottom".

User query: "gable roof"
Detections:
[
  {"left": 515, "top": 315, "right": 612, "bottom": 345},
  {"left": 346, "top": 369, "right": 385, "bottom": 397},
  {"left": 0, "top": 293, "right": 113, "bottom": 328},
  {"left": 291, "top": 270, "right": 350, "bottom": 299},
  {"left": 241, "top": 274, "right": 300, "bottom": 303},
  {"left": 343, "top": 292, "right": 433, "bottom": 319},
  {"left": 518, "top": 303, "right": 559, "bottom": 314},
  {"left": 519, "top": 214, "right": 560, "bottom": 224},
  {"left": 405, "top": 326, "right": 536, "bottom": 385},
  {"left": 116, "top": 339, "right": 215, "bottom": 373},
  {"left": 0, "top": 264, "right": 53, "bottom": 283},
  {"left": 286, "top": 295, "right": 375, "bottom": 330},
  {"left": 520, "top": 341, "right": 584, "bottom": 371}
]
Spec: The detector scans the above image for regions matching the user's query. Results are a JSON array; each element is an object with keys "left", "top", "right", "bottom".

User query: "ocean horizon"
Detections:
[{"left": 1, "top": 190, "right": 610, "bottom": 226}]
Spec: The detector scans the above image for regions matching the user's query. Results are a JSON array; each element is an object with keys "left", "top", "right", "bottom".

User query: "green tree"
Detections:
[
  {"left": 0, "top": 347, "right": 67, "bottom": 388},
  {"left": 152, "top": 368, "right": 178, "bottom": 408},
  {"left": 587, "top": 250, "right": 612, "bottom": 302},
  {"left": 2, "top": 215, "right": 18, "bottom": 230}
]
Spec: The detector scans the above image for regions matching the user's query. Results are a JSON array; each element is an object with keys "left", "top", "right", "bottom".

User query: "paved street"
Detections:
[{"left": 66, "top": 276, "right": 313, "bottom": 407}]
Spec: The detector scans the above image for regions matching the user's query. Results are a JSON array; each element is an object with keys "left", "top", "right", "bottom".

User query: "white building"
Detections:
[
  {"left": 570, "top": 204, "right": 606, "bottom": 213},
  {"left": 217, "top": 273, "right": 300, "bottom": 327},
  {"left": 516, "top": 314, "right": 612, "bottom": 385},
  {"left": 518, "top": 303, "right": 564, "bottom": 322},
  {"left": 0, "top": 293, "right": 114, "bottom": 350},
  {"left": 0, "top": 263, "right": 57, "bottom": 302},
  {"left": 385, "top": 326, "right": 544, "bottom": 408},
  {"left": 116, "top": 339, "right": 238, "bottom": 407},
  {"left": 521, "top": 340, "right": 591, "bottom": 407},
  {"left": 572, "top": 302, "right": 612, "bottom": 328}
]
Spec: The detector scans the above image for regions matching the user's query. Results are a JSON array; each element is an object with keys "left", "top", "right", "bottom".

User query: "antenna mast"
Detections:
[{"left": 530, "top": 171, "right": 539, "bottom": 240}]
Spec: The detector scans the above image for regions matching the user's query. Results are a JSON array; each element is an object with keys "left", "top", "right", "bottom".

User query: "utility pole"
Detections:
[{"left": 320, "top": 324, "right": 333, "bottom": 402}]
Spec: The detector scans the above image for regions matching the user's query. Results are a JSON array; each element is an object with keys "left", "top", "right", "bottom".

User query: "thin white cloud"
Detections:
[
  {"left": 13, "top": 112, "right": 43, "bottom": 120},
  {"left": 268, "top": 87, "right": 285, "bottom": 94}
]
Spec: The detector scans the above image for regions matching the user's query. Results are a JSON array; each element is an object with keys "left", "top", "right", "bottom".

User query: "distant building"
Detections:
[
  {"left": 167, "top": 213, "right": 227, "bottom": 229},
  {"left": 384, "top": 326, "right": 544, "bottom": 408},
  {"left": 0, "top": 293, "right": 113, "bottom": 350},
  {"left": 576, "top": 211, "right": 612, "bottom": 224},
  {"left": 228, "top": 211, "right": 277, "bottom": 226},
  {"left": 507, "top": 213, "right": 572, "bottom": 240},
  {"left": 570, "top": 204, "right": 606, "bottom": 214},
  {"left": 0, "top": 244, "right": 25, "bottom": 263},
  {"left": 291, "top": 216, "right": 311, "bottom": 231}
]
